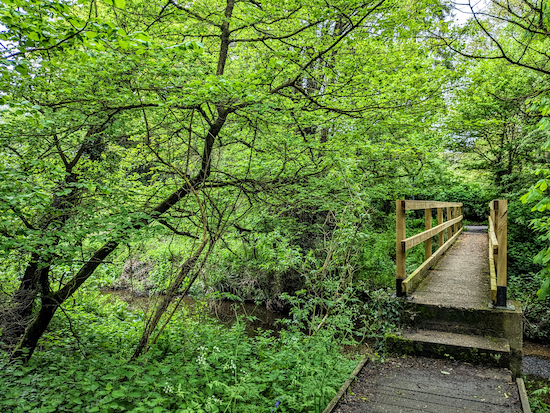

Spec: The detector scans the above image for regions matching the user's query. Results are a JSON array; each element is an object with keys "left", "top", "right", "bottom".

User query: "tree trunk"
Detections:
[
  {"left": 9, "top": 110, "right": 228, "bottom": 362},
  {"left": 11, "top": 294, "right": 59, "bottom": 363},
  {"left": 130, "top": 239, "right": 209, "bottom": 361}
]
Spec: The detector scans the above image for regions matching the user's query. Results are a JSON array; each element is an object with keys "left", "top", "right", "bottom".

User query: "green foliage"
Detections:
[
  {"left": 520, "top": 94, "right": 550, "bottom": 301},
  {"left": 0, "top": 292, "right": 358, "bottom": 413},
  {"left": 526, "top": 377, "right": 550, "bottom": 413}
]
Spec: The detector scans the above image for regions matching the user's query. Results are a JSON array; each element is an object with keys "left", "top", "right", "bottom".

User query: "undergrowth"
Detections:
[
  {"left": 0, "top": 290, "right": 368, "bottom": 413},
  {"left": 526, "top": 377, "right": 550, "bottom": 412}
]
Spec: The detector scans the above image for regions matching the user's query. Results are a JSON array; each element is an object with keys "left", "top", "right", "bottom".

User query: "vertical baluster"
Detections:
[
  {"left": 496, "top": 200, "right": 508, "bottom": 307},
  {"left": 425, "top": 208, "right": 432, "bottom": 260},
  {"left": 437, "top": 208, "right": 444, "bottom": 247},
  {"left": 447, "top": 206, "right": 452, "bottom": 240}
]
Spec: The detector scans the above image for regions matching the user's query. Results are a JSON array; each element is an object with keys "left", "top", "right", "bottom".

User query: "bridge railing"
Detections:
[
  {"left": 489, "top": 199, "right": 508, "bottom": 307},
  {"left": 396, "top": 200, "right": 463, "bottom": 297}
]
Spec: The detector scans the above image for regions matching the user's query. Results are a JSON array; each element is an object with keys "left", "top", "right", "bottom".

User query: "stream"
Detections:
[
  {"left": 103, "top": 289, "right": 550, "bottom": 379},
  {"left": 101, "top": 289, "right": 285, "bottom": 334}
]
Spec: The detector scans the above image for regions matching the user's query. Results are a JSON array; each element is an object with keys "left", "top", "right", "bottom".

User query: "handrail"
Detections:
[
  {"left": 401, "top": 215, "right": 463, "bottom": 251},
  {"left": 489, "top": 199, "right": 508, "bottom": 307},
  {"left": 399, "top": 200, "right": 463, "bottom": 210},
  {"left": 396, "top": 200, "right": 463, "bottom": 297}
]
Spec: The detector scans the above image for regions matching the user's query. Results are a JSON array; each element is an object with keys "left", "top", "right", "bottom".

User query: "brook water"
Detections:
[
  {"left": 102, "top": 289, "right": 285, "bottom": 333},
  {"left": 103, "top": 289, "right": 550, "bottom": 378}
]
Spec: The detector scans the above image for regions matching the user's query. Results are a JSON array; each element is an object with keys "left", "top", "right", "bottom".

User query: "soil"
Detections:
[{"left": 333, "top": 356, "right": 522, "bottom": 413}]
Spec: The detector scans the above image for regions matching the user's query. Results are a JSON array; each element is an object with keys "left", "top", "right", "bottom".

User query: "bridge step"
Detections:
[
  {"left": 405, "top": 302, "right": 520, "bottom": 339},
  {"left": 388, "top": 328, "right": 511, "bottom": 369}
]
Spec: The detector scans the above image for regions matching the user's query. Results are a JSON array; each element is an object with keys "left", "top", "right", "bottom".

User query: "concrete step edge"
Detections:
[{"left": 387, "top": 329, "right": 511, "bottom": 369}]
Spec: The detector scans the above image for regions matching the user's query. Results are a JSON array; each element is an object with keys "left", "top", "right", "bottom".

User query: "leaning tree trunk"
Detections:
[
  {"left": 130, "top": 238, "right": 209, "bottom": 361},
  {"left": 0, "top": 257, "right": 40, "bottom": 348},
  {"left": 10, "top": 294, "right": 59, "bottom": 362}
]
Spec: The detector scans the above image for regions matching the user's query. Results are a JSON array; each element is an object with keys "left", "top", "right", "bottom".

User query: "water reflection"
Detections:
[{"left": 101, "top": 289, "right": 285, "bottom": 333}]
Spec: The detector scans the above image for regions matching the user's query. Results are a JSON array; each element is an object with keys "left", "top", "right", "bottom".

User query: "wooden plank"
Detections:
[
  {"left": 497, "top": 200, "right": 508, "bottom": 288},
  {"left": 488, "top": 215, "right": 499, "bottom": 253},
  {"left": 437, "top": 208, "right": 444, "bottom": 246},
  {"left": 447, "top": 206, "right": 453, "bottom": 240},
  {"left": 497, "top": 210, "right": 508, "bottom": 232},
  {"left": 402, "top": 200, "right": 463, "bottom": 210},
  {"left": 396, "top": 200, "right": 406, "bottom": 282},
  {"left": 516, "top": 378, "right": 532, "bottom": 413},
  {"left": 401, "top": 215, "right": 463, "bottom": 251},
  {"left": 403, "top": 227, "right": 463, "bottom": 293},
  {"left": 322, "top": 356, "right": 369, "bottom": 413},
  {"left": 425, "top": 208, "right": 432, "bottom": 260}
]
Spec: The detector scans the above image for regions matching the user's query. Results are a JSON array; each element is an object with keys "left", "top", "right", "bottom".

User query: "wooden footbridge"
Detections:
[{"left": 325, "top": 200, "right": 530, "bottom": 413}]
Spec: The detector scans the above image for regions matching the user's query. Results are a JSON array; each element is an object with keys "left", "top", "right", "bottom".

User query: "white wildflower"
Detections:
[{"left": 197, "top": 354, "right": 207, "bottom": 366}]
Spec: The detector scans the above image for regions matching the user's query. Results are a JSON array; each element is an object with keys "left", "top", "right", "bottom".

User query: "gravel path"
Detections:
[{"left": 523, "top": 356, "right": 550, "bottom": 379}]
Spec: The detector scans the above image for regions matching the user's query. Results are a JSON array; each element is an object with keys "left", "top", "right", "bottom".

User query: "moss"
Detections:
[{"left": 385, "top": 334, "right": 422, "bottom": 355}]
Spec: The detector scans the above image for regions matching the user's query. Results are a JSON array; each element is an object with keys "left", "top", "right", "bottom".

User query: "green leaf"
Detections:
[
  {"left": 114, "top": 0, "right": 125, "bottom": 9},
  {"left": 112, "top": 390, "right": 125, "bottom": 398},
  {"left": 14, "top": 64, "right": 28, "bottom": 76},
  {"left": 523, "top": 188, "right": 543, "bottom": 204},
  {"left": 537, "top": 277, "right": 550, "bottom": 300},
  {"left": 118, "top": 39, "right": 129, "bottom": 50},
  {"left": 85, "top": 31, "right": 98, "bottom": 39},
  {"left": 534, "top": 250, "right": 546, "bottom": 265}
]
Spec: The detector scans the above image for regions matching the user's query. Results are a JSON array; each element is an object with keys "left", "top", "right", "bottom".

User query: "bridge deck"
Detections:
[
  {"left": 410, "top": 227, "right": 490, "bottom": 309},
  {"left": 333, "top": 356, "right": 522, "bottom": 413},
  {"left": 327, "top": 226, "right": 527, "bottom": 412}
]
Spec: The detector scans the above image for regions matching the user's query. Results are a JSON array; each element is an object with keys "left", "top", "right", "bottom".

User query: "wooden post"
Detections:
[
  {"left": 453, "top": 207, "right": 459, "bottom": 233},
  {"left": 437, "top": 208, "right": 444, "bottom": 247},
  {"left": 425, "top": 208, "right": 432, "bottom": 260},
  {"left": 496, "top": 200, "right": 508, "bottom": 307},
  {"left": 396, "top": 200, "right": 406, "bottom": 297},
  {"left": 447, "top": 206, "right": 452, "bottom": 239}
]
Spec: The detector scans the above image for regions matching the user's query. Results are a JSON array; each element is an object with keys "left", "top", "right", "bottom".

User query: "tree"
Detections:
[
  {"left": 442, "top": 0, "right": 550, "bottom": 298},
  {"left": 0, "top": 0, "right": 453, "bottom": 362},
  {"left": 446, "top": 60, "right": 546, "bottom": 192}
]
